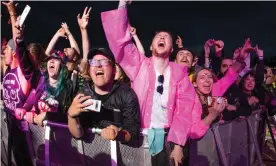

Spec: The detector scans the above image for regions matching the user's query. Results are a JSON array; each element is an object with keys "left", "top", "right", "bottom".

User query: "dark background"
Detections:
[{"left": 1, "top": 1, "right": 276, "bottom": 66}]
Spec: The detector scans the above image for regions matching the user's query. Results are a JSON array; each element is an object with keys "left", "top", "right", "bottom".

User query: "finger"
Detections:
[
  {"left": 76, "top": 101, "right": 93, "bottom": 108},
  {"left": 174, "top": 158, "right": 178, "bottom": 166},
  {"left": 2, "top": 2, "right": 8, "bottom": 5},
  {"left": 77, "top": 13, "right": 81, "bottom": 19},
  {"left": 74, "top": 93, "right": 85, "bottom": 101},
  {"left": 87, "top": 7, "right": 92, "bottom": 15},
  {"left": 83, "top": 7, "right": 88, "bottom": 16},
  {"left": 77, "top": 96, "right": 91, "bottom": 103}
]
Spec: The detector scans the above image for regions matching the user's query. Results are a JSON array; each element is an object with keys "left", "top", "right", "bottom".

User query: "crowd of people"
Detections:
[{"left": 1, "top": 0, "right": 276, "bottom": 166}]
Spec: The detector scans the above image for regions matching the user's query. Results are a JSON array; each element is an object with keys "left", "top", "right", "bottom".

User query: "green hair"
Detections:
[{"left": 46, "top": 64, "right": 69, "bottom": 97}]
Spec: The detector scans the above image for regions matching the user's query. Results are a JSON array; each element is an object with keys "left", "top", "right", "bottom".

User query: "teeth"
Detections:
[{"left": 96, "top": 71, "right": 103, "bottom": 74}]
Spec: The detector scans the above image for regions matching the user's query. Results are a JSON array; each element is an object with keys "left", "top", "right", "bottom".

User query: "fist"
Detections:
[
  {"left": 101, "top": 125, "right": 119, "bottom": 141},
  {"left": 15, "top": 108, "right": 26, "bottom": 120},
  {"left": 130, "top": 26, "right": 136, "bottom": 35},
  {"left": 25, "top": 112, "right": 35, "bottom": 123},
  {"left": 38, "top": 101, "right": 50, "bottom": 112}
]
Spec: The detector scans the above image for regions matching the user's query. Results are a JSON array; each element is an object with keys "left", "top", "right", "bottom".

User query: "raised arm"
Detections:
[
  {"left": 61, "top": 22, "right": 80, "bottom": 56},
  {"left": 130, "top": 26, "right": 145, "bottom": 55},
  {"left": 101, "top": 0, "right": 145, "bottom": 81},
  {"left": 77, "top": 7, "right": 92, "bottom": 61},
  {"left": 45, "top": 27, "right": 67, "bottom": 56},
  {"left": 2, "top": 0, "right": 18, "bottom": 38}
]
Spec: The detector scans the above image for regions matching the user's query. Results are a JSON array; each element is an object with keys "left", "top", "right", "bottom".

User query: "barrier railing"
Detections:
[
  {"left": 1, "top": 109, "right": 266, "bottom": 166},
  {"left": 189, "top": 109, "right": 264, "bottom": 166}
]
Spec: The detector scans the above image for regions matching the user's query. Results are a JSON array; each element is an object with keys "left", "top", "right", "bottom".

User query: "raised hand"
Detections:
[
  {"left": 61, "top": 22, "right": 70, "bottom": 34},
  {"left": 214, "top": 40, "right": 224, "bottom": 53},
  {"left": 56, "top": 27, "right": 67, "bottom": 38},
  {"left": 14, "top": 16, "right": 24, "bottom": 40},
  {"left": 130, "top": 26, "right": 136, "bottom": 36},
  {"left": 2, "top": 0, "right": 18, "bottom": 15},
  {"left": 233, "top": 47, "right": 242, "bottom": 60},
  {"left": 255, "top": 45, "right": 263, "bottom": 58},
  {"left": 240, "top": 38, "right": 254, "bottom": 59},
  {"left": 204, "top": 39, "right": 214, "bottom": 56},
  {"left": 77, "top": 7, "right": 92, "bottom": 30},
  {"left": 176, "top": 35, "right": 183, "bottom": 48},
  {"left": 118, "top": 0, "right": 132, "bottom": 8}
]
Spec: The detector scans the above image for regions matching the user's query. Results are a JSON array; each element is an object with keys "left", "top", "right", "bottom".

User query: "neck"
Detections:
[
  {"left": 66, "top": 62, "right": 74, "bottom": 71},
  {"left": 152, "top": 56, "right": 169, "bottom": 74},
  {"left": 10, "top": 58, "right": 19, "bottom": 69},
  {"left": 49, "top": 77, "right": 58, "bottom": 88},
  {"left": 243, "top": 89, "right": 252, "bottom": 96},
  {"left": 94, "top": 81, "right": 113, "bottom": 95},
  {"left": 196, "top": 88, "right": 208, "bottom": 104}
]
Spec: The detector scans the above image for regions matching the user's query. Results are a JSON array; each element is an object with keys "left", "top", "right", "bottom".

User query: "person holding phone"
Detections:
[{"left": 67, "top": 48, "right": 140, "bottom": 143}]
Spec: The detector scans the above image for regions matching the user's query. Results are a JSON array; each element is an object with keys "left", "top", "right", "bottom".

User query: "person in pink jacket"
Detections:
[{"left": 101, "top": 0, "right": 204, "bottom": 165}]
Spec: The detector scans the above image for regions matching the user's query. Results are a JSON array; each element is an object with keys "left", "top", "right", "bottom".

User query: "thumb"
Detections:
[{"left": 77, "top": 13, "right": 80, "bottom": 19}]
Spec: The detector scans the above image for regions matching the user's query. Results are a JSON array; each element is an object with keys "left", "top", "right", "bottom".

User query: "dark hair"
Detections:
[
  {"left": 170, "top": 48, "right": 197, "bottom": 62},
  {"left": 239, "top": 70, "right": 255, "bottom": 90},
  {"left": 27, "top": 43, "right": 46, "bottom": 66}
]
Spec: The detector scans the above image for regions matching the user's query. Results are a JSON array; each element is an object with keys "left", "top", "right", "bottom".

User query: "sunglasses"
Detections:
[
  {"left": 157, "top": 75, "right": 164, "bottom": 95},
  {"left": 88, "top": 59, "right": 112, "bottom": 67}
]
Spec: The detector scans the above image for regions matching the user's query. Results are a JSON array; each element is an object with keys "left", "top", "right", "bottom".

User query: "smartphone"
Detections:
[
  {"left": 83, "top": 99, "right": 101, "bottom": 112},
  {"left": 19, "top": 5, "right": 31, "bottom": 27},
  {"left": 207, "top": 96, "right": 227, "bottom": 107}
]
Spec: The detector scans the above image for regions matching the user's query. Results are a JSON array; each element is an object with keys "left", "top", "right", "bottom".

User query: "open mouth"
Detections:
[
  {"left": 158, "top": 41, "right": 165, "bottom": 48},
  {"left": 96, "top": 70, "right": 104, "bottom": 76}
]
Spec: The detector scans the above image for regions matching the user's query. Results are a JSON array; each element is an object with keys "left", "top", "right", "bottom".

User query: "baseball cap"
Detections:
[
  {"left": 43, "top": 51, "right": 65, "bottom": 63},
  {"left": 87, "top": 48, "right": 115, "bottom": 64}
]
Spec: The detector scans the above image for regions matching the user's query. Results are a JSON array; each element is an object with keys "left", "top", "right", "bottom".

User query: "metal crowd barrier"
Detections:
[
  {"left": 189, "top": 109, "right": 264, "bottom": 166},
  {"left": 1, "top": 109, "right": 266, "bottom": 166}
]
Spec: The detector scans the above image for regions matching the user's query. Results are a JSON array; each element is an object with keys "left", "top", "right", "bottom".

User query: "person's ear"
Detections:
[{"left": 193, "top": 82, "right": 197, "bottom": 87}]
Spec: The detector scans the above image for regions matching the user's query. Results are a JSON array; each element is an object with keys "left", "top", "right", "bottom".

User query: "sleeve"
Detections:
[
  {"left": 120, "top": 87, "right": 140, "bottom": 143},
  {"left": 101, "top": 8, "right": 145, "bottom": 81},
  {"left": 212, "top": 67, "right": 239, "bottom": 96},
  {"left": 16, "top": 40, "right": 34, "bottom": 81},
  {"left": 167, "top": 75, "right": 207, "bottom": 145}
]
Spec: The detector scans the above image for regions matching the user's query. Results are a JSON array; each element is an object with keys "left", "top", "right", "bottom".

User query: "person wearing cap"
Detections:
[
  {"left": 2, "top": 16, "right": 34, "bottom": 166},
  {"left": 15, "top": 51, "right": 74, "bottom": 126},
  {"left": 100, "top": 1, "right": 203, "bottom": 165},
  {"left": 67, "top": 48, "right": 140, "bottom": 143}
]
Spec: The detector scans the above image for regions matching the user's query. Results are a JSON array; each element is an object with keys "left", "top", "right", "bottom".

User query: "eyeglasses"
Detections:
[
  {"left": 157, "top": 75, "right": 164, "bottom": 95},
  {"left": 88, "top": 59, "right": 112, "bottom": 67}
]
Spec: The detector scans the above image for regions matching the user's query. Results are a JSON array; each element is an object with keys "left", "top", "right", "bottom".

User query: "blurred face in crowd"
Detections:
[
  {"left": 220, "top": 58, "right": 233, "bottom": 74},
  {"left": 28, "top": 43, "right": 45, "bottom": 68},
  {"left": 47, "top": 58, "right": 61, "bottom": 79},
  {"left": 150, "top": 31, "right": 173, "bottom": 59},
  {"left": 4, "top": 45, "right": 15, "bottom": 66},
  {"left": 243, "top": 74, "right": 255, "bottom": 92},
  {"left": 193, "top": 69, "right": 214, "bottom": 95},
  {"left": 115, "top": 64, "right": 123, "bottom": 80},
  {"left": 64, "top": 48, "right": 76, "bottom": 61},
  {"left": 175, "top": 50, "right": 195, "bottom": 68},
  {"left": 89, "top": 54, "right": 115, "bottom": 88}
]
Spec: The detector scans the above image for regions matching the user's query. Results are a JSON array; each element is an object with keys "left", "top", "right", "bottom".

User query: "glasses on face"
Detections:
[
  {"left": 157, "top": 75, "right": 164, "bottom": 95},
  {"left": 88, "top": 59, "right": 111, "bottom": 67}
]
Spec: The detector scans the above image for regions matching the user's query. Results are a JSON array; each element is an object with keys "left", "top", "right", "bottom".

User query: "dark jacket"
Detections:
[
  {"left": 222, "top": 84, "right": 252, "bottom": 121},
  {"left": 78, "top": 80, "right": 140, "bottom": 143}
]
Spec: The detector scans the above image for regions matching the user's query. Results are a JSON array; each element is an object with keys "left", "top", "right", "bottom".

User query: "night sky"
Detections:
[{"left": 1, "top": 1, "right": 276, "bottom": 66}]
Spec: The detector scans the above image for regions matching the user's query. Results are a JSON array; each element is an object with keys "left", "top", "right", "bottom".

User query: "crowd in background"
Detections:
[{"left": 1, "top": 0, "right": 276, "bottom": 166}]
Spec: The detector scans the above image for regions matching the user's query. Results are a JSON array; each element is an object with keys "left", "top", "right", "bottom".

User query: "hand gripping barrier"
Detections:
[
  {"left": 2, "top": 109, "right": 267, "bottom": 166},
  {"left": 189, "top": 109, "right": 264, "bottom": 166}
]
